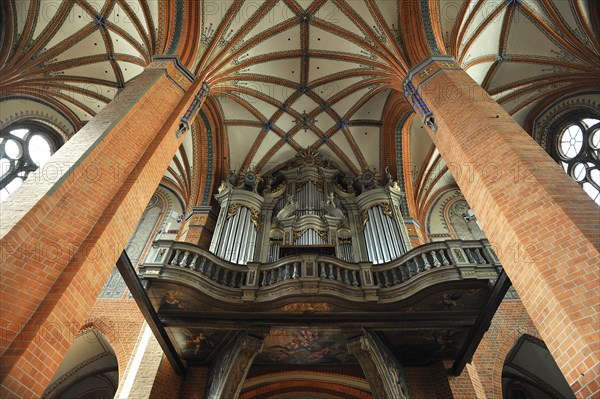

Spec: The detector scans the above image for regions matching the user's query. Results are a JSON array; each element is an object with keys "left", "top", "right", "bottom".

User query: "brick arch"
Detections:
[
  {"left": 79, "top": 320, "right": 125, "bottom": 380},
  {"left": 487, "top": 327, "right": 543, "bottom": 398},
  {"left": 241, "top": 371, "right": 372, "bottom": 399}
]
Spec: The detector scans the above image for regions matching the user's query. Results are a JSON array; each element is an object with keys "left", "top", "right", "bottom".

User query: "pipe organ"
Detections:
[{"left": 209, "top": 150, "right": 411, "bottom": 265}]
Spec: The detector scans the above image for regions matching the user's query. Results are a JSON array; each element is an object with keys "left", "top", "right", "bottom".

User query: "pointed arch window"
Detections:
[{"left": 1, "top": 122, "right": 64, "bottom": 202}]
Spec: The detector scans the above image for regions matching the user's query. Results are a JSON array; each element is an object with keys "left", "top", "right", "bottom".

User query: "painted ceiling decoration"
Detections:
[
  {"left": 401, "top": 0, "right": 600, "bottom": 227},
  {"left": 0, "top": 0, "right": 162, "bottom": 129},
  {"left": 1, "top": 0, "right": 599, "bottom": 219},
  {"left": 191, "top": 0, "right": 416, "bottom": 177}
]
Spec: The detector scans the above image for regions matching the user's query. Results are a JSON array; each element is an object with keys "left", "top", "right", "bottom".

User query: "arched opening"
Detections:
[
  {"left": 502, "top": 335, "right": 575, "bottom": 399},
  {"left": 42, "top": 328, "right": 119, "bottom": 399}
]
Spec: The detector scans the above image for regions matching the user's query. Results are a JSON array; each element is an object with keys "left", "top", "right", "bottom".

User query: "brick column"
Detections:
[
  {"left": 0, "top": 59, "right": 206, "bottom": 397},
  {"left": 402, "top": 56, "right": 600, "bottom": 398},
  {"left": 178, "top": 206, "right": 217, "bottom": 249}
]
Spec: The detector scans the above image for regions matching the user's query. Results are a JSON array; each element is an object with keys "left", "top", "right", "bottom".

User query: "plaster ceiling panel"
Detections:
[
  {"left": 241, "top": 96, "right": 280, "bottom": 121},
  {"left": 106, "top": 8, "right": 146, "bottom": 46},
  {"left": 44, "top": 4, "right": 89, "bottom": 49},
  {"left": 313, "top": 112, "right": 336, "bottom": 133},
  {"left": 58, "top": 89, "right": 104, "bottom": 114},
  {"left": 409, "top": 120, "right": 434, "bottom": 189},
  {"left": 121, "top": 0, "right": 152, "bottom": 35},
  {"left": 245, "top": 58, "right": 302, "bottom": 85},
  {"left": 461, "top": 0, "right": 504, "bottom": 48},
  {"left": 312, "top": 75, "right": 364, "bottom": 98},
  {"left": 266, "top": 143, "right": 300, "bottom": 170},
  {"left": 330, "top": 86, "right": 372, "bottom": 118},
  {"left": 488, "top": 62, "right": 552, "bottom": 92},
  {"left": 308, "top": 57, "right": 365, "bottom": 82},
  {"left": 61, "top": 61, "right": 117, "bottom": 82},
  {"left": 276, "top": 112, "right": 297, "bottom": 133},
  {"left": 314, "top": 1, "right": 364, "bottom": 37},
  {"left": 54, "top": 97, "right": 90, "bottom": 121},
  {"left": 295, "top": 0, "right": 315, "bottom": 10},
  {"left": 427, "top": 170, "right": 456, "bottom": 202},
  {"left": 61, "top": 81, "right": 114, "bottom": 107},
  {"left": 119, "top": 62, "right": 145, "bottom": 83},
  {"left": 147, "top": 0, "right": 159, "bottom": 32},
  {"left": 350, "top": 89, "right": 390, "bottom": 120},
  {"left": 111, "top": 31, "right": 146, "bottom": 59},
  {"left": 228, "top": 126, "right": 262, "bottom": 170},
  {"left": 349, "top": 126, "right": 380, "bottom": 169},
  {"left": 459, "top": 0, "right": 480, "bottom": 33},
  {"left": 293, "top": 130, "right": 319, "bottom": 149},
  {"left": 500, "top": 93, "right": 541, "bottom": 116},
  {"left": 318, "top": 144, "right": 351, "bottom": 174},
  {"left": 375, "top": 0, "right": 399, "bottom": 32},
  {"left": 309, "top": 26, "right": 366, "bottom": 56},
  {"left": 521, "top": 0, "right": 557, "bottom": 29},
  {"left": 181, "top": 130, "right": 195, "bottom": 170},
  {"left": 438, "top": 0, "right": 468, "bottom": 47},
  {"left": 252, "top": 132, "right": 283, "bottom": 167},
  {"left": 32, "top": 1, "right": 61, "bottom": 41},
  {"left": 347, "top": 1, "right": 380, "bottom": 39},
  {"left": 219, "top": 2, "right": 267, "bottom": 42},
  {"left": 15, "top": 0, "right": 31, "bottom": 38},
  {"left": 0, "top": 98, "right": 76, "bottom": 136},
  {"left": 511, "top": 99, "right": 542, "bottom": 127},
  {"left": 244, "top": 2, "right": 295, "bottom": 39},
  {"left": 203, "top": 1, "right": 236, "bottom": 38},
  {"left": 547, "top": 0, "right": 581, "bottom": 37},
  {"left": 465, "top": 61, "right": 494, "bottom": 85},
  {"left": 330, "top": 134, "right": 361, "bottom": 171},
  {"left": 463, "top": 13, "right": 504, "bottom": 61},
  {"left": 246, "top": 26, "right": 301, "bottom": 58},
  {"left": 290, "top": 95, "right": 320, "bottom": 115},
  {"left": 216, "top": 96, "right": 260, "bottom": 121},
  {"left": 53, "top": 30, "right": 106, "bottom": 62},
  {"left": 506, "top": 9, "right": 565, "bottom": 57}
]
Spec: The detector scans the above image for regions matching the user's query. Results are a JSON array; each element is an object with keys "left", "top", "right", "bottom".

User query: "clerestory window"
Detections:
[
  {"left": 554, "top": 117, "right": 600, "bottom": 204},
  {"left": 0, "top": 123, "right": 63, "bottom": 202}
]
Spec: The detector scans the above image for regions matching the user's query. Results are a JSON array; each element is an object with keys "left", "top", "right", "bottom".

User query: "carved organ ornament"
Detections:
[{"left": 209, "top": 151, "right": 411, "bottom": 265}]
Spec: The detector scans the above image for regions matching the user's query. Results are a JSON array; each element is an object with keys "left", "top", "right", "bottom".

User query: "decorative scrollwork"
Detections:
[
  {"left": 380, "top": 202, "right": 394, "bottom": 218},
  {"left": 227, "top": 204, "right": 240, "bottom": 219}
]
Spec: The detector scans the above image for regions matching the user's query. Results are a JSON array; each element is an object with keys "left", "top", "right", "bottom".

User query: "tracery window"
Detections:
[
  {"left": 554, "top": 117, "right": 600, "bottom": 204},
  {"left": 0, "top": 123, "right": 63, "bottom": 202}
]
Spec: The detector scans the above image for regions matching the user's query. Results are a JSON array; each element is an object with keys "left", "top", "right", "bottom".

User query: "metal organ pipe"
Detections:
[
  {"left": 235, "top": 207, "right": 250, "bottom": 264},
  {"left": 363, "top": 205, "right": 405, "bottom": 265},
  {"left": 217, "top": 206, "right": 257, "bottom": 265}
]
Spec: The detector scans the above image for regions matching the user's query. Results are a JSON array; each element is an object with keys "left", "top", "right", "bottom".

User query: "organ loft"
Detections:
[{"left": 0, "top": 1, "right": 599, "bottom": 398}]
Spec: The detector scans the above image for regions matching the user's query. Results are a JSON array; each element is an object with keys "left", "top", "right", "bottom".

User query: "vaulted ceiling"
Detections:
[{"left": 1, "top": 0, "right": 599, "bottom": 222}]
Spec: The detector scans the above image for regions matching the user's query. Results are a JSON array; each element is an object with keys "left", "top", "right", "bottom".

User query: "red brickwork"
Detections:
[
  {"left": 148, "top": 357, "right": 183, "bottom": 399},
  {"left": 417, "top": 67, "right": 600, "bottom": 398},
  {"left": 181, "top": 367, "right": 209, "bottom": 399},
  {"left": 81, "top": 299, "right": 145, "bottom": 381},
  {"left": 0, "top": 66, "right": 196, "bottom": 397},
  {"left": 404, "top": 367, "right": 436, "bottom": 398}
]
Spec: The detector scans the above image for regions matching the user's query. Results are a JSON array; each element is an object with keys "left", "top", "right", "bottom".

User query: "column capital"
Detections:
[
  {"left": 148, "top": 55, "right": 195, "bottom": 92},
  {"left": 402, "top": 56, "right": 461, "bottom": 132}
]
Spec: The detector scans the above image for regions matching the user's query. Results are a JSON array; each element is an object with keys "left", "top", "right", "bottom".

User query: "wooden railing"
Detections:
[{"left": 139, "top": 239, "right": 501, "bottom": 303}]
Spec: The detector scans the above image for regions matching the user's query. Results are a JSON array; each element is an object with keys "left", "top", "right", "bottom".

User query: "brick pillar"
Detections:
[
  {"left": 178, "top": 206, "right": 217, "bottom": 249},
  {"left": 429, "top": 361, "right": 487, "bottom": 399},
  {"left": 0, "top": 59, "right": 205, "bottom": 397},
  {"left": 402, "top": 56, "right": 599, "bottom": 398}
]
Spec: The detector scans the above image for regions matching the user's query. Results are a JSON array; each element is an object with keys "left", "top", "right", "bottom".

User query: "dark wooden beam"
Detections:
[
  {"left": 116, "top": 251, "right": 187, "bottom": 376},
  {"left": 451, "top": 270, "right": 511, "bottom": 375}
]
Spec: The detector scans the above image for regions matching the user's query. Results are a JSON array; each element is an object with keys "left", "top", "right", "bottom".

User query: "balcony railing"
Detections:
[{"left": 139, "top": 239, "right": 501, "bottom": 303}]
